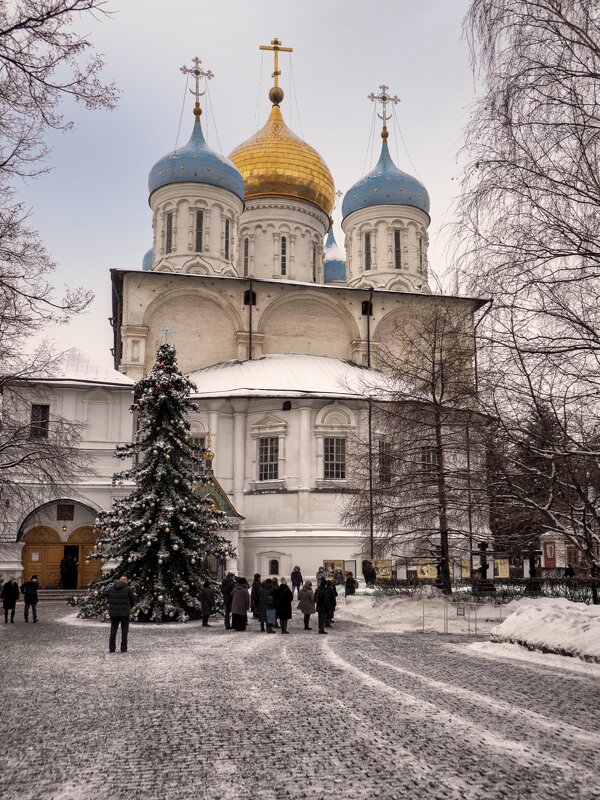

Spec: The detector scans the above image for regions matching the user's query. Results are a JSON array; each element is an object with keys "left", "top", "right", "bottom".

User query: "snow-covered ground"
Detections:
[{"left": 335, "top": 593, "right": 600, "bottom": 661}]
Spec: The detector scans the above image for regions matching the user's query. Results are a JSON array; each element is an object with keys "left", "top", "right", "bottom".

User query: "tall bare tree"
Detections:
[
  {"left": 0, "top": 1, "right": 117, "bottom": 520},
  {"left": 343, "top": 301, "right": 488, "bottom": 593},
  {"left": 454, "top": 0, "right": 600, "bottom": 577}
]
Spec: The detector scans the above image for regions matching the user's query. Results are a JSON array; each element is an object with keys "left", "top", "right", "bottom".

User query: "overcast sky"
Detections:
[{"left": 17, "top": 0, "right": 476, "bottom": 369}]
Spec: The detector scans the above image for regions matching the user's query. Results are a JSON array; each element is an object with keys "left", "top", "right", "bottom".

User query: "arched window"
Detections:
[
  {"left": 281, "top": 235, "right": 287, "bottom": 275},
  {"left": 243, "top": 237, "right": 249, "bottom": 276},
  {"left": 364, "top": 232, "right": 372, "bottom": 270},
  {"left": 312, "top": 243, "right": 317, "bottom": 282},
  {"left": 224, "top": 218, "right": 231, "bottom": 261},
  {"left": 195, "top": 209, "right": 204, "bottom": 252},
  {"left": 394, "top": 229, "right": 401, "bottom": 269},
  {"left": 269, "top": 559, "right": 280, "bottom": 576},
  {"left": 418, "top": 235, "right": 424, "bottom": 272},
  {"left": 166, "top": 211, "right": 174, "bottom": 253}
]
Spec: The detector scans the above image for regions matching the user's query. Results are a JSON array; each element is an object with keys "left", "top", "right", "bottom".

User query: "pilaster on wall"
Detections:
[
  {"left": 120, "top": 325, "right": 149, "bottom": 379},
  {"left": 235, "top": 331, "right": 265, "bottom": 361}
]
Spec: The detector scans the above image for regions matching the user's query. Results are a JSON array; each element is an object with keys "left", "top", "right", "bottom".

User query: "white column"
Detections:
[
  {"left": 231, "top": 400, "right": 248, "bottom": 513},
  {"left": 298, "top": 405, "right": 312, "bottom": 490}
]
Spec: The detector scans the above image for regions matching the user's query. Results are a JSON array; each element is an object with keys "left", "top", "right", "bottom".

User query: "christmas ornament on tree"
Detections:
[{"left": 74, "top": 343, "right": 235, "bottom": 622}]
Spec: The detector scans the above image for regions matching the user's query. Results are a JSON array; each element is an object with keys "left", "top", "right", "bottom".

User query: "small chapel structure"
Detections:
[{"left": 0, "top": 43, "right": 489, "bottom": 586}]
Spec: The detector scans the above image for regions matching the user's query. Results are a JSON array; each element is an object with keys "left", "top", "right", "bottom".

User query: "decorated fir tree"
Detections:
[{"left": 76, "top": 343, "right": 233, "bottom": 622}]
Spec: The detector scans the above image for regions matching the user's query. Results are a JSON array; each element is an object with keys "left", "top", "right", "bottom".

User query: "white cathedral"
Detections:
[{"left": 1, "top": 46, "right": 486, "bottom": 589}]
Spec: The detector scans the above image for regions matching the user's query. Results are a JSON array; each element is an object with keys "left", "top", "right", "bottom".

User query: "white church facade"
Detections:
[{"left": 0, "top": 47, "right": 487, "bottom": 587}]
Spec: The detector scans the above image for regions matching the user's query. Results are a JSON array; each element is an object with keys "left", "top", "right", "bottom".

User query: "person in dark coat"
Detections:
[
  {"left": 274, "top": 576, "right": 293, "bottom": 634},
  {"left": 298, "top": 580, "right": 315, "bottom": 630},
  {"left": 256, "top": 579, "right": 269, "bottom": 632},
  {"left": 250, "top": 573, "right": 262, "bottom": 619},
  {"left": 2, "top": 578, "right": 20, "bottom": 624},
  {"left": 231, "top": 577, "right": 250, "bottom": 631},
  {"left": 107, "top": 576, "right": 136, "bottom": 653},
  {"left": 263, "top": 578, "right": 276, "bottom": 633},
  {"left": 314, "top": 579, "right": 330, "bottom": 634},
  {"left": 220, "top": 572, "right": 236, "bottom": 629},
  {"left": 564, "top": 564, "right": 575, "bottom": 578},
  {"left": 290, "top": 566, "right": 303, "bottom": 600},
  {"left": 345, "top": 572, "right": 357, "bottom": 597},
  {"left": 362, "top": 560, "right": 377, "bottom": 585},
  {"left": 325, "top": 580, "right": 337, "bottom": 625},
  {"left": 198, "top": 581, "right": 216, "bottom": 627},
  {"left": 21, "top": 575, "right": 40, "bottom": 623}
]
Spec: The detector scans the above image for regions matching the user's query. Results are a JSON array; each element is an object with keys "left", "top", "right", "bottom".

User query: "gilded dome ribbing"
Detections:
[{"left": 229, "top": 105, "right": 335, "bottom": 217}]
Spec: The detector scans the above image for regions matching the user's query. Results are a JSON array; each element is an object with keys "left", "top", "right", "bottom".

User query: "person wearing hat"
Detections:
[
  {"left": 231, "top": 577, "right": 250, "bottom": 631},
  {"left": 298, "top": 580, "right": 315, "bottom": 630},
  {"left": 107, "top": 576, "right": 136, "bottom": 653},
  {"left": 21, "top": 574, "right": 40, "bottom": 623},
  {"left": 1, "top": 578, "right": 20, "bottom": 624}
]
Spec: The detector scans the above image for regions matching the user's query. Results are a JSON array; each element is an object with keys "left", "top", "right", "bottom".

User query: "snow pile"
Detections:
[
  {"left": 490, "top": 597, "right": 600, "bottom": 661},
  {"left": 337, "top": 593, "right": 600, "bottom": 661}
]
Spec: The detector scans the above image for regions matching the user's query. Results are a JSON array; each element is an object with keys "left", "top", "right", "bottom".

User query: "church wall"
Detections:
[
  {"left": 238, "top": 198, "right": 327, "bottom": 283},
  {"left": 343, "top": 204, "right": 430, "bottom": 292}
]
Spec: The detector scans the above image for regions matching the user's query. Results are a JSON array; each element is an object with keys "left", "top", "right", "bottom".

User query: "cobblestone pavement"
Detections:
[{"left": 1, "top": 603, "right": 599, "bottom": 800}]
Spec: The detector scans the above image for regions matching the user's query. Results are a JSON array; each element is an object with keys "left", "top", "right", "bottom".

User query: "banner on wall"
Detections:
[
  {"left": 323, "top": 560, "right": 345, "bottom": 581},
  {"left": 372, "top": 559, "right": 393, "bottom": 580},
  {"left": 416, "top": 563, "right": 437, "bottom": 580}
]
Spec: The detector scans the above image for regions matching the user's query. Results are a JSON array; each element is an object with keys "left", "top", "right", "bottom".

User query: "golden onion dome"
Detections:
[{"left": 229, "top": 104, "right": 335, "bottom": 217}]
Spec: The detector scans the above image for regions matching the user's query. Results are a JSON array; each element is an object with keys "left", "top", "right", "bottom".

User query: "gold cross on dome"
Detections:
[
  {"left": 259, "top": 37, "right": 293, "bottom": 87},
  {"left": 368, "top": 84, "right": 400, "bottom": 140},
  {"left": 180, "top": 57, "right": 214, "bottom": 118}
]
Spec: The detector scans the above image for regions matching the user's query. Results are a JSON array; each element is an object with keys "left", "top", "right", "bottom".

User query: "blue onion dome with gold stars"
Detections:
[
  {"left": 323, "top": 229, "right": 347, "bottom": 283},
  {"left": 142, "top": 248, "right": 153, "bottom": 271},
  {"left": 148, "top": 117, "right": 244, "bottom": 200},
  {"left": 342, "top": 139, "right": 430, "bottom": 220}
]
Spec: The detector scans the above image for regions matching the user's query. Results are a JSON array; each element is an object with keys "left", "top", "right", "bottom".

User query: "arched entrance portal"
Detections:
[{"left": 21, "top": 525, "right": 102, "bottom": 589}]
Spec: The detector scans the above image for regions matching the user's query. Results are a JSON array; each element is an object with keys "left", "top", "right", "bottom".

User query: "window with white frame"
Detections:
[
  {"left": 393, "top": 229, "right": 402, "bottom": 269},
  {"left": 185, "top": 435, "right": 206, "bottom": 476},
  {"left": 324, "top": 437, "right": 346, "bottom": 480},
  {"left": 364, "top": 232, "right": 372, "bottom": 270},
  {"left": 258, "top": 437, "right": 279, "bottom": 481},
  {"left": 243, "top": 237, "right": 249, "bottom": 276},
  {"left": 378, "top": 439, "right": 392, "bottom": 486},
  {"left": 420, "top": 444, "right": 438, "bottom": 474},
  {"left": 166, "top": 211, "right": 174, "bottom": 253},
  {"left": 280, "top": 235, "right": 287, "bottom": 275},
  {"left": 195, "top": 210, "right": 204, "bottom": 252},
  {"left": 30, "top": 404, "right": 50, "bottom": 439},
  {"left": 224, "top": 218, "right": 231, "bottom": 260}
]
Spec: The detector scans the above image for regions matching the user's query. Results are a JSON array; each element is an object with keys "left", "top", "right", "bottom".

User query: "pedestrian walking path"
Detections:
[{"left": 1, "top": 603, "right": 599, "bottom": 800}]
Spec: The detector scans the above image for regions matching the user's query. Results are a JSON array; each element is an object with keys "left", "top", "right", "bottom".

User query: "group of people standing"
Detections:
[
  {"left": 219, "top": 566, "right": 358, "bottom": 635},
  {"left": 1, "top": 576, "right": 40, "bottom": 623}
]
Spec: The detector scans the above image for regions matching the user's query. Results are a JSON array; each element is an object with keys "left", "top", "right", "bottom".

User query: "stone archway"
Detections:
[{"left": 21, "top": 527, "right": 63, "bottom": 588}]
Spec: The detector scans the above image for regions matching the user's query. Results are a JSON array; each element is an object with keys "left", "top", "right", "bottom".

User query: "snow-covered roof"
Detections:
[
  {"left": 187, "top": 354, "right": 388, "bottom": 400},
  {"left": 43, "top": 348, "right": 135, "bottom": 387}
]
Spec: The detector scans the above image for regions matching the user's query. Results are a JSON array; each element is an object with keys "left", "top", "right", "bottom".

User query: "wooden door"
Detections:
[
  {"left": 68, "top": 527, "right": 101, "bottom": 588},
  {"left": 21, "top": 526, "right": 64, "bottom": 588},
  {"left": 543, "top": 541, "right": 556, "bottom": 569}
]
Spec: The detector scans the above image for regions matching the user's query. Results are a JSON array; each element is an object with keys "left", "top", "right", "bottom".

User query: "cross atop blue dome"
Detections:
[
  {"left": 148, "top": 118, "right": 244, "bottom": 200},
  {"left": 342, "top": 139, "right": 430, "bottom": 220}
]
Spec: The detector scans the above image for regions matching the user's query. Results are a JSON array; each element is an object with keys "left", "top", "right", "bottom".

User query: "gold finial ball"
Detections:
[
  {"left": 269, "top": 86, "right": 284, "bottom": 105},
  {"left": 203, "top": 448, "right": 215, "bottom": 462}
]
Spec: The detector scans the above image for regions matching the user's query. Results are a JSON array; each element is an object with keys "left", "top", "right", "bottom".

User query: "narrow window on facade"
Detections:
[
  {"left": 195, "top": 209, "right": 204, "bottom": 252},
  {"left": 312, "top": 244, "right": 317, "bottom": 282},
  {"left": 364, "top": 232, "right": 372, "bottom": 270},
  {"left": 243, "top": 237, "right": 249, "bottom": 277},
  {"left": 184, "top": 435, "right": 206, "bottom": 475},
  {"left": 419, "top": 235, "right": 424, "bottom": 272},
  {"left": 258, "top": 436, "right": 279, "bottom": 481},
  {"left": 281, "top": 235, "right": 287, "bottom": 275},
  {"left": 269, "top": 559, "right": 280, "bottom": 575},
  {"left": 224, "top": 218, "right": 231, "bottom": 261},
  {"left": 324, "top": 437, "right": 346, "bottom": 480},
  {"left": 420, "top": 445, "right": 438, "bottom": 474},
  {"left": 165, "top": 212, "right": 173, "bottom": 253},
  {"left": 30, "top": 404, "right": 50, "bottom": 439},
  {"left": 378, "top": 440, "right": 392, "bottom": 486},
  {"left": 394, "top": 229, "right": 402, "bottom": 269}
]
